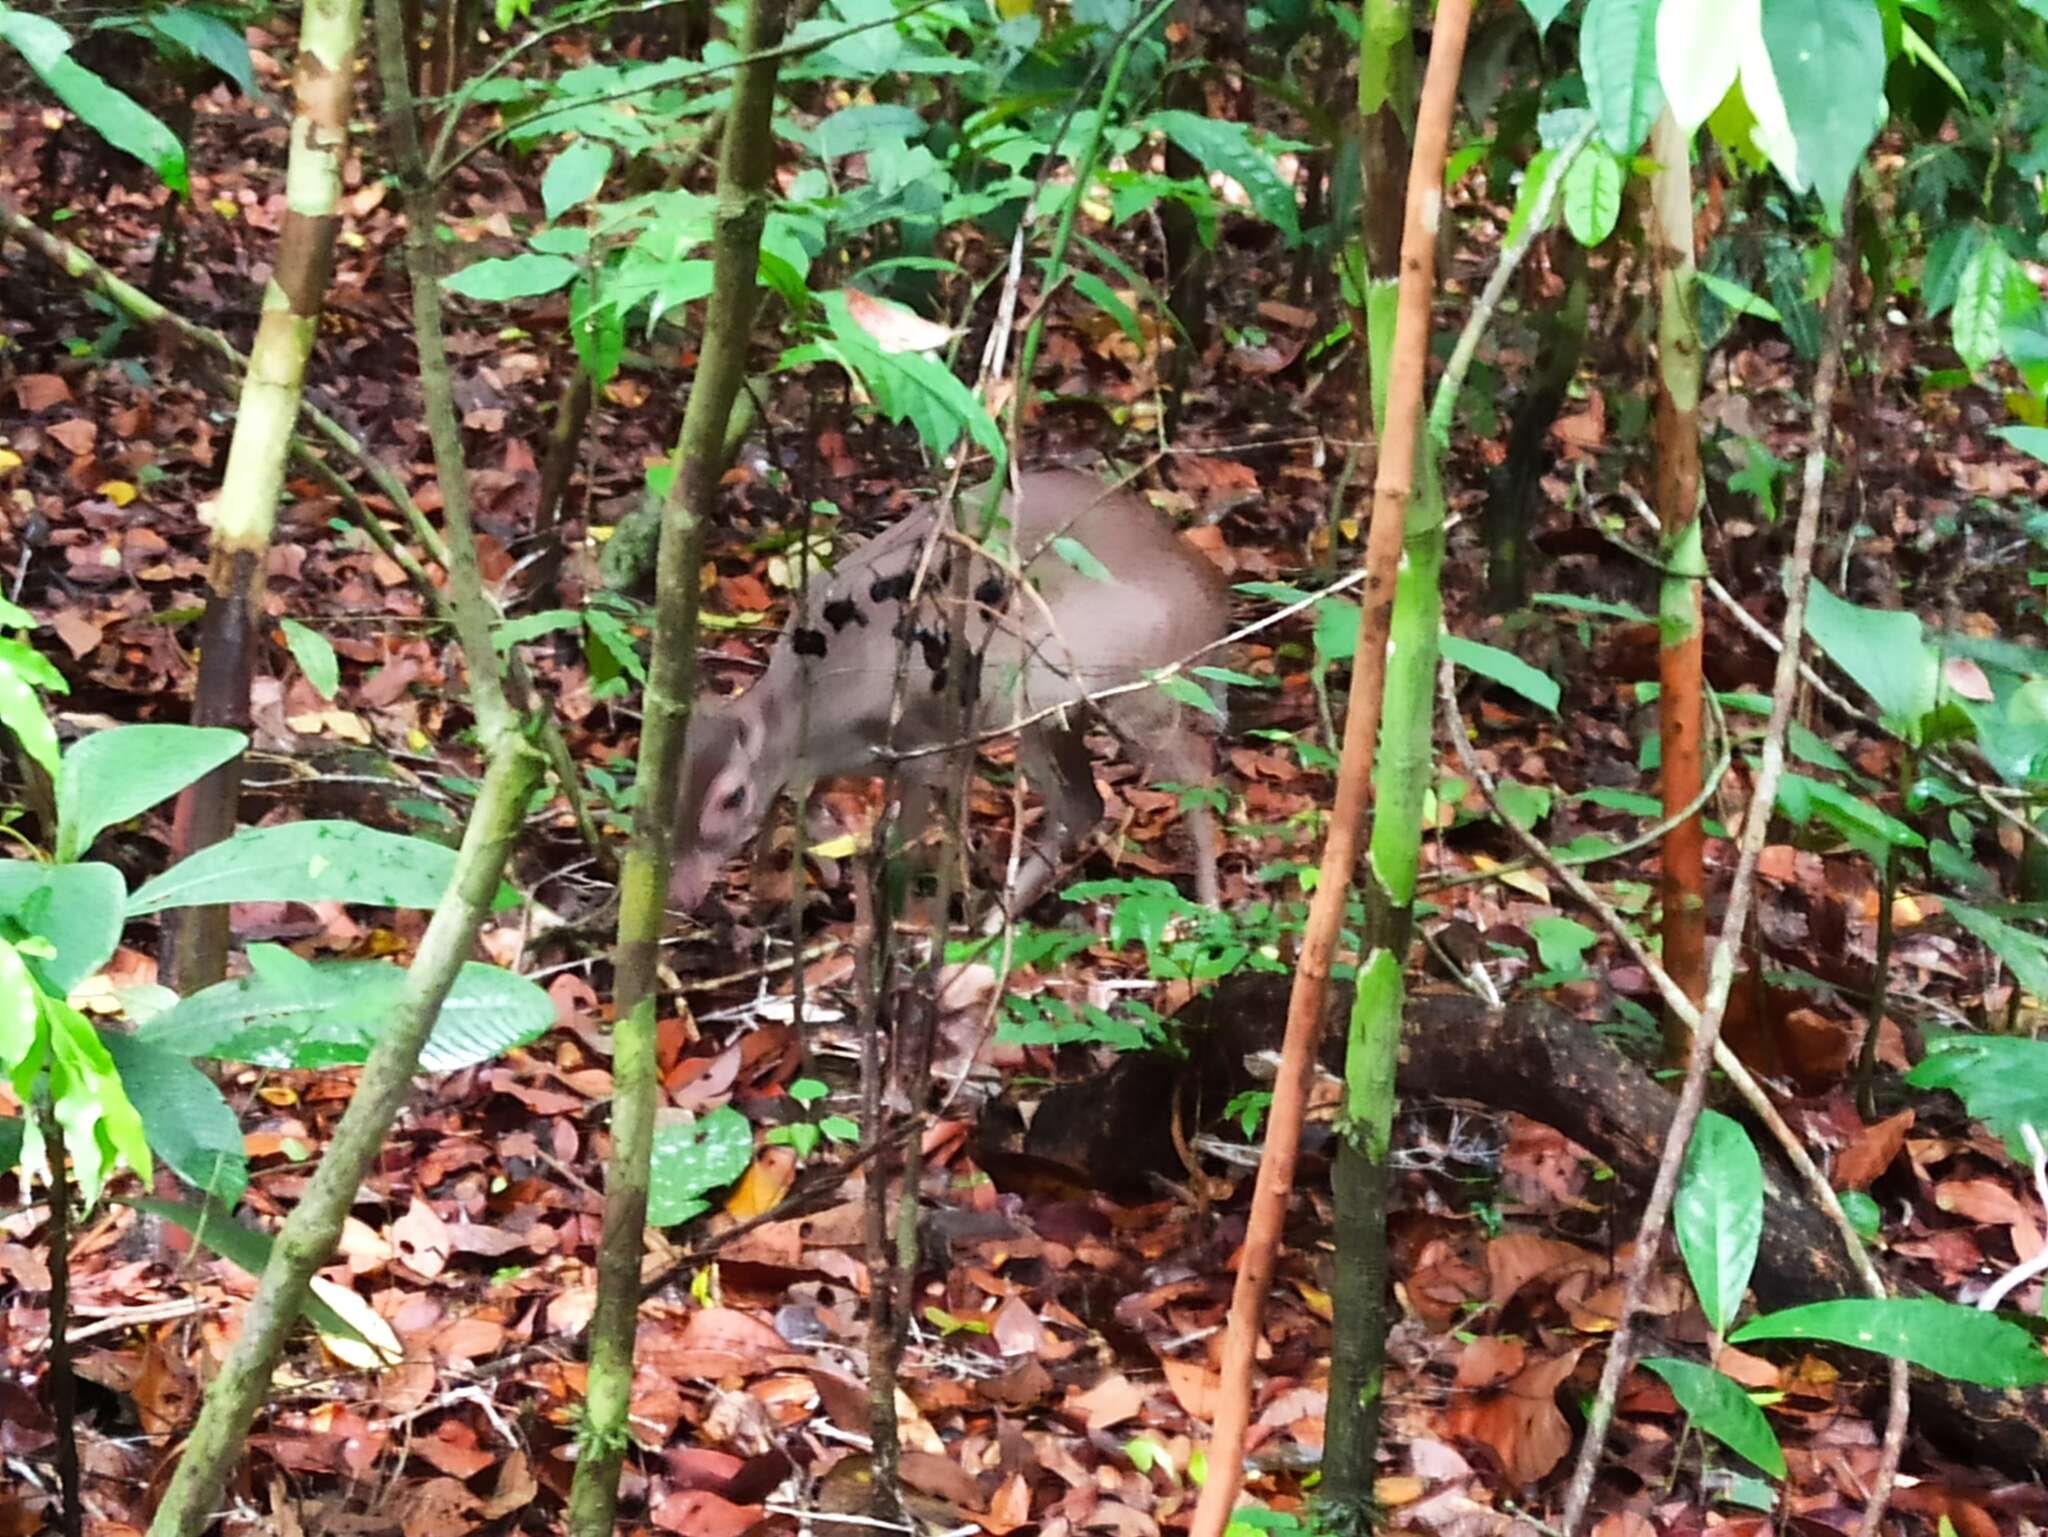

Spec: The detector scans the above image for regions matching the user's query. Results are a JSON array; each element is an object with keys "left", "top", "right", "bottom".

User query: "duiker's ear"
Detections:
[{"left": 732, "top": 700, "right": 767, "bottom": 759}]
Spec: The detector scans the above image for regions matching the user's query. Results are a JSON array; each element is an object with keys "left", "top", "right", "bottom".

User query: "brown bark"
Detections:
[{"left": 1184, "top": 7, "right": 1473, "bottom": 1534}]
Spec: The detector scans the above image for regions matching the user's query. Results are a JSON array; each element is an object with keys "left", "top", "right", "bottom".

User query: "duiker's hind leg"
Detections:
[
  {"left": 1107, "top": 694, "right": 1222, "bottom": 909},
  {"left": 985, "top": 720, "right": 1104, "bottom": 928}
]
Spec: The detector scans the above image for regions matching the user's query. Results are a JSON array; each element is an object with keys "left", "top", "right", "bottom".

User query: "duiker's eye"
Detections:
[{"left": 721, "top": 786, "right": 747, "bottom": 811}]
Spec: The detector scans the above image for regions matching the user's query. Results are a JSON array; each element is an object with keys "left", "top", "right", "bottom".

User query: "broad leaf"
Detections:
[
  {"left": 144, "top": 7, "right": 253, "bottom": 94},
  {"left": 648, "top": 1106, "right": 755, "bottom": 1225},
  {"left": 1731, "top": 1297, "right": 2048, "bottom": 1388},
  {"left": 1907, "top": 1032, "right": 2048, "bottom": 1161},
  {"left": 1579, "top": 0, "right": 1664, "bottom": 154},
  {"left": 1152, "top": 672, "right": 1226, "bottom": 723},
  {"left": 127, "top": 821, "right": 456, "bottom": 916},
  {"left": 541, "top": 137, "right": 612, "bottom": 220},
  {"left": 279, "top": 618, "right": 339, "bottom": 701},
  {"left": 1945, "top": 903, "right": 2048, "bottom": 1002},
  {"left": 1761, "top": 0, "right": 1885, "bottom": 215},
  {"left": 0, "top": 860, "right": 124, "bottom": 993},
  {"left": 0, "top": 636, "right": 64, "bottom": 778},
  {"left": 1804, "top": 583, "right": 1938, "bottom": 741},
  {"left": 1657, "top": 0, "right": 1752, "bottom": 134},
  {"left": 1674, "top": 1109, "right": 1763, "bottom": 1334},
  {"left": 1144, "top": 111, "right": 1302, "bottom": 245},
  {"left": 126, "top": 1194, "right": 362, "bottom": 1340},
  {"left": 1563, "top": 145, "right": 1624, "bottom": 246},
  {"left": 136, "top": 954, "right": 553, "bottom": 1073},
  {"left": 1051, "top": 534, "right": 1113, "bottom": 583},
  {"left": 1440, "top": 634, "right": 1560, "bottom": 714},
  {"left": 99, "top": 1030, "right": 247, "bottom": 1206},
  {"left": 55, "top": 724, "right": 245, "bottom": 865},
  {"left": 0, "top": 5, "right": 187, "bottom": 192},
  {"left": 1642, "top": 1358, "right": 1786, "bottom": 1476},
  {"left": 442, "top": 253, "right": 580, "bottom": 302}
]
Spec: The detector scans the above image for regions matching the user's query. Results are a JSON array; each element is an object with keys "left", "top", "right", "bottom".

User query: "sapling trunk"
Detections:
[
  {"left": 1185, "top": 9, "right": 1472, "bottom": 1534},
  {"left": 565, "top": 1, "right": 790, "bottom": 1529},
  {"left": 163, "top": 0, "right": 364, "bottom": 992},
  {"left": 1649, "top": 107, "right": 1708, "bottom": 1060},
  {"left": 141, "top": 5, "right": 546, "bottom": 1526},
  {"left": 1320, "top": 285, "right": 1445, "bottom": 1523}
]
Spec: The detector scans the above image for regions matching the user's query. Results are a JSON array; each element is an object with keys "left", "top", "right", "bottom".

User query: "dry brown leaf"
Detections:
[
  {"left": 1070, "top": 1371, "right": 1147, "bottom": 1430},
  {"left": 1160, "top": 1356, "right": 1221, "bottom": 1422},
  {"left": 1836, "top": 1108, "right": 1915, "bottom": 1191},
  {"left": 1443, "top": 1347, "right": 1584, "bottom": 1485}
]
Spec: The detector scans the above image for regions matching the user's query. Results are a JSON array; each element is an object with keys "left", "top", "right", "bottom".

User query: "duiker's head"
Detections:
[{"left": 669, "top": 693, "right": 774, "bottom": 908}]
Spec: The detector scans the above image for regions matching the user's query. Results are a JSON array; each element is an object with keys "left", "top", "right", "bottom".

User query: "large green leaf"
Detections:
[
  {"left": 1579, "top": 0, "right": 1664, "bottom": 154},
  {"left": 1656, "top": 0, "right": 1749, "bottom": 133},
  {"left": 126, "top": 820, "right": 457, "bottom": 917},
  {"left": 1143, "top": 111, "right": 1302, "bottom": 245},
  {"left": 99, "top": 1030, "right": 246, "bottom": 1206},
  {"left": 1906, "top": 1032, "right": 2048, "bottom": 1161},
  {"left": 442, "top": 253, "right": 580, "bottom": 302},
  {"left": 1643, "top": 1358, "right": 1786, "bottom": 1476},
  {"left": 1731, "top": 1297, "right": 2048, "bottom": 1388},
  {"left": 1674, "top": 1110, "right": 1763, "bottom": 1335},
  {"left": 0, "top": 860, "right": 124, "bottom": 993},
  {"left": 648, "top": 1106, "right": 755, "bottom": 1225},
  {"left": 1440, "top": 634, "right": 1560, "bottom": 714},
  {"left": 143, "top": 8, "right": 254, "bottom": 94},
  {"left": 1760, "top": 0, "right": 1884, "bottom": 215},
  {"left": 541, "top": 138, "right": 612, "bottom": 221},
  {"left": 1952, "top": 241, "right": 2024, "bottom": 375},
  {"left": 1562, "top": 144, "right": 1625, "bottom": 246},
  {"left": 0, "top": 4, "right": 187, "bottom": 193},
  {"left": 1804, "top": 583, "right": 1938, "bottom": 741},
  {"left": 55, "top": 724, "right": 245, "bottom": 864},
  {"left": 134, "top": 951, "right": 553, "bottom": 1073},
  {"left": 125, "top": 1194, "right": 361, "bottom": 1340},
  {"left": 0, "top": 635, "right": 64, "bottom": 778},
  {"left": 44, "top": 992, "right": 150, "bottom": 1204},
  {"left": 1945, "top": 903, "right": 2048, "bottom": 1003}
]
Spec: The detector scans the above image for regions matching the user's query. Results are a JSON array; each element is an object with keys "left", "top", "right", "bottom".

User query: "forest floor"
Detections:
[{"left": 3, "top": 30, "right": 2048, "bottom": 1537}]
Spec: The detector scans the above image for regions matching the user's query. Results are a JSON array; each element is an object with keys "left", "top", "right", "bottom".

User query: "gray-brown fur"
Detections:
[{"left": 669, "top": 470, "right": 1230, "bottom": 913}]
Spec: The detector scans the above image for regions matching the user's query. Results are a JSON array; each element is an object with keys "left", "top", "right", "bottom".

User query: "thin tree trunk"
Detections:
[
  {"left": 163, "top": 0, "right": 365, "bottom": 993},
  {"left": 564, "top": 1, "right": 789, "bottom": 1529},
  {"left": 1649, "top": 107, "right": 1707, "bottom": 1059},
  {"left": 141, "top": 4, "right": 547, "bottom": 1528},
  {"left": 1321, "top": 398, "right": 1445, "bottom": 1525},
  {"left": 1184, "top": 8, "right": 1472, "bottom": 1534}
]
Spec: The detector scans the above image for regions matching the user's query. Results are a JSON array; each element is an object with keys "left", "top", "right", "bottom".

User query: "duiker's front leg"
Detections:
[{"left": 984, "top": 721, "right": 1105, "bottom": 929}]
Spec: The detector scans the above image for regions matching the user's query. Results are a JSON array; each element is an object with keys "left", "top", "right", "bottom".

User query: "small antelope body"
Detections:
[{"left": 670, "top": 469, "right": 1229, "bottom": 913}]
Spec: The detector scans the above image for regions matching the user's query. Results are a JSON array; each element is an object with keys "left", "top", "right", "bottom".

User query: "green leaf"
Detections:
[
  {"left": 1696, "top": 271, "right": 1782, "bottom": 323},
  {"left": 442, "top": 253, "right": 580, "bottom": 302},
  {"left": 541, "top": 138, "right": 612, "bottom": 221},
  {"left": 126, "top": 1194, "right": 361, "bottom": 1340},
  {"left": 99, "top": 1030, "right": 246, "bottom": 1206},
  {"left": 0, "top": 649, "right": 62, "bottom": 780},
  {"left": 1440, "top": 634, "right": 1560, "bottom": 714},
  {"left": 144, "top": 8, "right": 253, "bottom": 94},
  {"left": 279, "top": 618, "right": 339, "bottom": 701},
  {"left": 1562, "top": 144, "right": 1625, "bottom": 246},
  {"left": 493, "top": 608, "right": 583, "bottom": 651},
  {"left": 648, "top": 1106, "right": 754, "bottom": 1225},
  {"left": 1655, "top": 0, "right": 1748, "bottom": 133},
  {"left": 0, "top": 1113, "right": 21, "bottom": 1170},
  {"left": 136, "top": 956, "right": 553, "bottom": 1073},
  {"left": 1579, "top": 0, "right": 1664, "bottom": 154},
  {"left": 1952, "top": 241, "right": 2022, "bottom": 375},
  {"left": 1946, "top": 903, "right": 2048, "bottom": 1002},
  {"left": 0, "top": 938, "right": 37, "bottom": 1073},
  {"left": 1152, "top": 672, "right": 1225, "bottom": 722},
  {"left": 0, "top": 860, "right": 124, "bottom": 993},
  {"left": 1143, "top": 111, "right": 1301, "bottom": 245},
  {"left": 1520, "top": 0, "right": 1571, "bottom": 38},
  {"left": 1731, "top": 1297, "right": 2048, "bottom": 1388},
  {"left": 1070, "top": 270, "right": 1143, "bottom": 349},
  {"left": 1761, "top": 0, "right": 1885, "bottom": 215},
  {"left": 1906, "top": 1032, "right": 2048, "bottom": 1161},
  {"left": 45, "top": 993, "right": 149, "bottom": 1201},
  {"left": 56, "top": 724, "right": 246, "bottom": 864},
  {"left": 1775, "top": 773, "right": 1924, "bottom": 861},
  {"left": 1051, "top": 534, "right": 1113, "bottom": 583},
  {"left": 0, "top": 6, "right": 187, "bottom": 193},
  {"left": 1993, "top": 425, "right": 2048, "bottom": 466},
  {"left": 1642, "top": 1358, "right": 1787, "bottom": 1476},
  {"left": 1804, "top": 583, "right": 1937, "bottom": 740},
  {"left": 127, "top": 821, "right": 457, "bottom": 916},
  {"left": 1674, "top": 1110, "right": 1763, "bottom": 1334}
]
